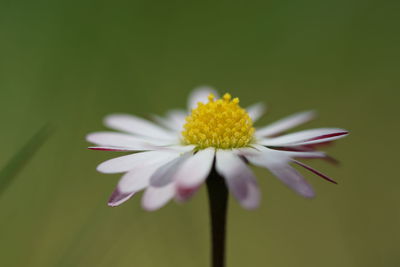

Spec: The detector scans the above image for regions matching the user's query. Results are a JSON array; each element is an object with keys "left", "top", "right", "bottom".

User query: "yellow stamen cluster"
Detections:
[{"left": 182, "top": 93, "right": 255, "bottom": 149}]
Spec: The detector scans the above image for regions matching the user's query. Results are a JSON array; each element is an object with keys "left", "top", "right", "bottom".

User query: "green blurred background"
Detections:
[{"left": 0, "top": 0, "right": 399, "bottom": 266}]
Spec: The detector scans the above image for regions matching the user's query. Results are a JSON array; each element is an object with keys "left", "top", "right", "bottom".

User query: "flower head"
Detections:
[
  {"left": 87, "top": 87, "right": 348, "bottom": 211},
  {"left": 182, "top": 93, "right": 254, "bottom": 149}
]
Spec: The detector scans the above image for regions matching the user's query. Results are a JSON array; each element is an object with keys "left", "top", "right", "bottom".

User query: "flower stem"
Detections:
[{"left": 206, "top": 169, "right": 228, "bottom": 267}]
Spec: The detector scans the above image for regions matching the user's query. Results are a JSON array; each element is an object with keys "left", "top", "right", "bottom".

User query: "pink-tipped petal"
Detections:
[
  {"left": 88, "top": 146, "right": 138, "bottom": 152},
  {"left": 238, "top": 145, "right": 326, "bottom": 160},
  {"left": 216, "top": 150, "right": 261, "bottom": 209},
  {"left": 175, "top": 185, "right": 200, "bottom": 202},
  {"left": 256, "top": 110, "right": 316, "bottom": 137},
  {"left": 117, "top": 154, "right": 180, "bottom": 193},
  {"left": 108, "top": 188, "right": 135, "bottom": 207},
  {"left": 258, "top": 128, "right": 349, "bottom": 147},
  {"left": 293, "top": 160, "right": 337, "bottom": 184},
  {"left": 258, "top": 145, "right": 339, "bottom": 164},
  {"left": 141, "top": 184, "right": 175, "bottom": 211},
  {"left": 275, "top": 150, "right": 327, "bottom": 159},
  {"left": 245, "top": 148, "right": 315, "bottom": 198},
  {"left": 104, "top": 114, "right": 177, "bottom": 140},
  {"left": 294, "top": 132, "right": 349, "bottom": 146}
]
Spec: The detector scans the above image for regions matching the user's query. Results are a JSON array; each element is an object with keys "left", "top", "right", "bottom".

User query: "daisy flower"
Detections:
[{"left": 87, "top": 87, "right": 348, "bottom": 211}]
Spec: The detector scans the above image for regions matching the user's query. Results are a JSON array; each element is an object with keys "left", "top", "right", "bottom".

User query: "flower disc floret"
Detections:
[{"left": 182, "top": 93, "right": 255, "bottom": 149}]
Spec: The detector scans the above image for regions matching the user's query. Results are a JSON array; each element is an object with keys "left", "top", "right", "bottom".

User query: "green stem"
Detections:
[{"left": 206, "top": 169, "right": 228, "bottom": 267}]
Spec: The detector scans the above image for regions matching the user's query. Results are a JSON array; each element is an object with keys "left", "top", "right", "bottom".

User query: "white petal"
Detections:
[
  {"left": 240, "top": 145, "right": 292, "bottom": 165},
  {"left": 246, "top": 102, "right": 266, "bottom": 122},
  {"left": 117, "top": 153, "right": 180, "bottom": 193},
  {"left": 240, "top": 178, "right": 261, "bottom": 209},
  {"left": 245, "top": 149, "right": 314, "bottom": 198},
  {"left": 104, "top": 114, "right": 177, "bottom": 140},
  {"left": 87, "top": 132, "right": 169, "bottom": 149},
  {"left": 141, "top": 184, "right": 175, "bottom": 211},
  {"left": 149, "top": 153, "right": 190, "bottom": 187},
  {"left": 216, "top": 150, "right": 261, "bottom": 209},
  {"left": 154, "top": 145, "right": 196, "bottom": 153},
  {"left": 175, "top": 148, "right": 215, "bottom": 188},
  {"left": 97, "top": 150, "right": 179, "bottom": 174},
  {"left": 258, "top": 128, "right": 349, "bottom": 147},
  {"left": 256, "top": 111, "right": 316, "bottom": 137},
  {"left": 118, "top": 167, "right": 157, "bottom": 193},
  {"left": 187, "top": 86, "right": 218, "bottom": 111},
  {"left": 267, "top": 164, "right": 314, "bottom": 197},
  {"left": 91, "top": 144, "right": 194, "bottom": 154},
  {"left": 108, "top": 188, "right": 135, "bottom": 207},
  {"left": 153, "top": 109, "right": 187, "bottom": 132}
]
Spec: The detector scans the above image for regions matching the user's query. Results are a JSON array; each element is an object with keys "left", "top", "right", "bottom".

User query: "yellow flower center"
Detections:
[{"left": 182, "top": 93, "right": 255, "bottom": 149}]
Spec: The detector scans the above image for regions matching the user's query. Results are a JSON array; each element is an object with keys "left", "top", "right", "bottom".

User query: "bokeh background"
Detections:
[{"left": 0, "top": 0, "right": 399, "bottom": 266}]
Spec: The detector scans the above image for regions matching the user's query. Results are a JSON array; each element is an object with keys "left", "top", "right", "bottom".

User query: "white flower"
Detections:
[{"left": 87, "top": 87, "right": 348, "bottom": 211}]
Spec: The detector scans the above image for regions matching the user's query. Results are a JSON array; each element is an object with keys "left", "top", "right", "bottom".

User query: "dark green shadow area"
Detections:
[{"left": 0, "top": 125, "right": 51, "bottom": 197}]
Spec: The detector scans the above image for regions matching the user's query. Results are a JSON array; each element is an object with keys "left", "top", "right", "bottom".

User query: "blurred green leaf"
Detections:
[{"left": 0, "top": 125, "right": 51, "bottom": 196}]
